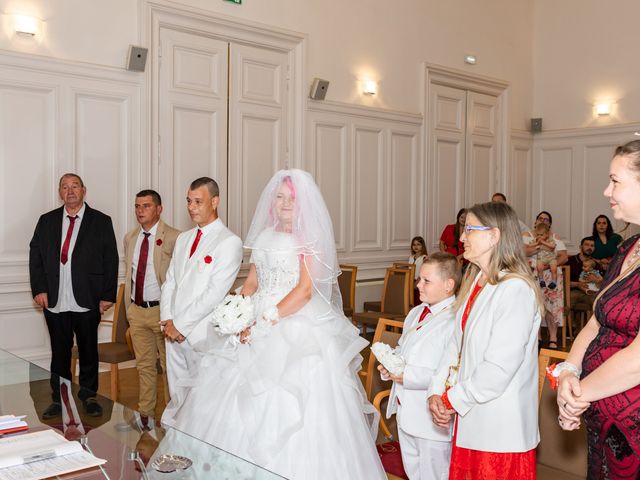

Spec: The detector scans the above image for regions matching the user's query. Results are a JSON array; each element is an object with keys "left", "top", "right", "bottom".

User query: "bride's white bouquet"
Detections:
[
  {"left": 371, "top": 342, "right": 405, "bottom": 376},
  {"left": 210, "top": 294, "right": 255, "bottom": 336}
]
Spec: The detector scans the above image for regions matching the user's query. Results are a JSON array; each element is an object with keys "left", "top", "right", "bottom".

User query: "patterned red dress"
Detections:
[
  {"left": 582, "top": 234, "right": 640, "bottom": 479},
  {"left": 445, "top": 282, "right": 536, "bottom": 480}
]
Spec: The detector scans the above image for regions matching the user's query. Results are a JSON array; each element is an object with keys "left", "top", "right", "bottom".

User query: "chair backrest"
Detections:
[
  {"left": 363, "top": 317, "right": 404, "bottom": 400},
  {"left": 537, "top": 347, "right": 587, "bottom": 478},
  {"left": 111, "top": 284, "right": 128, "bottom": 344},
  {"left": 381, "top": 268, "right": 411, "bottom": 316},
  {"left": 338, "top": 264, "right": 358, "bottom": 313},
  {"left": 392, "top": 262, "right": 416, "bottom": 279},
  {"left": 560, "top": 265, "right": 571, "bottom": 314}
]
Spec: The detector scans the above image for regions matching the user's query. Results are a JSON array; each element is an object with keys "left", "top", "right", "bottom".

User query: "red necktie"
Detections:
[
  {"left": 60, "top": 215, "right": 77, "bottom": 265},
  {"left": 60, "top": 382, "right": 78, "bottom": 427},
  {"left": 416, "top": 305, "right": 431, "bottom": 330},
  {"left": 189, "top": 229, "right": 202, "bottom": 258},
  {"left": 135, "top": 232, "right": 151, "bottom": 305}
]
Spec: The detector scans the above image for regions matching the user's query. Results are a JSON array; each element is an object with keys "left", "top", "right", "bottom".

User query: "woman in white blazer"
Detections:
[{"left": 428, "top": 201, "right": 543, "bottom": 480}]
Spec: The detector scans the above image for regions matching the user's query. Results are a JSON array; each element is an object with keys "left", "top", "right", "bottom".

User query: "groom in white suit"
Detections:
[
  {"left": 379, "top": 253, "right": 461, "bottom": 480},
  {"left": 160, "top": 177, "right": 243, "bottom": 423}
]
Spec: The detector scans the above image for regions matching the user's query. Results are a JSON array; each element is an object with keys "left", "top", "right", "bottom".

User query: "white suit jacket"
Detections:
[
  {"left": 160, "top": 219, "right": 243, "bottom": 351},
  {"left": 385, "top": 296, "right": 455, "bottom": 441},
  {"left": 428, "top": 272, "right": 541, "bottom": 452}
]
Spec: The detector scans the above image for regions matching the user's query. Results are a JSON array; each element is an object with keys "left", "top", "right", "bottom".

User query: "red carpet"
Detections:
[{"left": 377, "top": 441, "right": 408, "bottom": 479}]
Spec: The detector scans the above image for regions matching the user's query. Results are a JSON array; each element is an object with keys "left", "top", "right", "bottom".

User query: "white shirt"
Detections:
[
  {"left": 48, "top": 204, "right": 89, "bottom": 313},
  {"left": 131, "top": 221, "right": 161, "bottom": 302},
  {"left": 408, "top": 254, "right": 427, "bottom": 279}
]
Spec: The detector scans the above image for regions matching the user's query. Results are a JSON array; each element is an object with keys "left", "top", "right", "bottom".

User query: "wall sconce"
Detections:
[
  {"left": 362, "top": 80, "right": 377, "bottom": 96},
  {"left": 464, "top": 54, "right": 477, "bottom": 65},
  {"left": 595, "top": 102, "right": 611, "bottom": 116},
  {"left": 13, "top": 14, "right": 40, "bottom": 36}
]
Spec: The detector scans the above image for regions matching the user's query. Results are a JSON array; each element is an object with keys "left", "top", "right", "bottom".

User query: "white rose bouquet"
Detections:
[
  {"left": 210, "top": 294, "right": 255, "bottom": 336},
  {"left": 371, "top": 342, "right": 405, "bottom": 376}
]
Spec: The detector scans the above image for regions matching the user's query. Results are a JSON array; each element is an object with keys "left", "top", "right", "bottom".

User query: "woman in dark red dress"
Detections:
[{"left": 557, "top": 140, "right": 640, "bottom": 479}]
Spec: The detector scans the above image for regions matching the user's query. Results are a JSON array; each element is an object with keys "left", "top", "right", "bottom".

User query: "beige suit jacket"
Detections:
[{"left": 123, "top": 219, "right": 180, "bottom": 309}]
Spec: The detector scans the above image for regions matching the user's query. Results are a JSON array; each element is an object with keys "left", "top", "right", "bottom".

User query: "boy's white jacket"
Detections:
[
  {"left": 428, "top": 272, "right": 541, "bottom": 452},
  {"left": 385, "top": 296, "right": 456, "bottom": 441}
]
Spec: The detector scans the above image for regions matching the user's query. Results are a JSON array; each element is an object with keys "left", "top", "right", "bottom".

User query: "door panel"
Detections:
[
  {"left": 466, "top": 91, "right": 498, "bottom": 207},
  {"left": 228, "top": 43, "right": 289, "bottom": 239},
  {"left": 158, "top": 27, "right": 228, "bottom": 230}
]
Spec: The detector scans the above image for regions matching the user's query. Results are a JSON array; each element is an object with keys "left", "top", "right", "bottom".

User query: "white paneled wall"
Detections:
[
  {"left": 0, "top": 51, "right": 142, "bottom": 361},
  {"left": 306, "top": 100, "right": 422, "bottom": 279},
  {"left": 531, "top": 124, "right": 640, "bottom": 252}
]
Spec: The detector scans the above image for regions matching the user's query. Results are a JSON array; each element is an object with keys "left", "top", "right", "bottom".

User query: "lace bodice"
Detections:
[{"left": 251, "top": 229, "right": 300, "bottom": 304}]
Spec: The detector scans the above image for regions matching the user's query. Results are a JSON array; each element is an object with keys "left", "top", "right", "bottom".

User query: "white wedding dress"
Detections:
[{"left": 165, "top": 228, "right": 386, "bottom": 480}]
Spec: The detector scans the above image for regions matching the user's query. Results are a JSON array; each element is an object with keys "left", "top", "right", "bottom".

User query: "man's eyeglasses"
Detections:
[{"left": 463, "top": 225, "right": 492, "bottom": 233}]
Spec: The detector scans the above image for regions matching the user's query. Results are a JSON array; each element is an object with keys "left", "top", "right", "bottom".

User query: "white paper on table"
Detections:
[{"left": 0, "top": 430, "right": 105, "bottom": 480}]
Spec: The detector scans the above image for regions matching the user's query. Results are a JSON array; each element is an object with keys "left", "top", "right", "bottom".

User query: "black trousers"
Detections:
[{"left": 44, "top": 309, "right": 100, "bottom": 402}]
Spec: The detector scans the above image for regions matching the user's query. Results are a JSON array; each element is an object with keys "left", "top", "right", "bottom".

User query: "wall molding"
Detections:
[{"left": 307, "top": 99, "right": 422, "bottom": 126}]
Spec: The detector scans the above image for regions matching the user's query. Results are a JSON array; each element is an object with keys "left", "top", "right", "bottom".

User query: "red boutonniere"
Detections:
[
  {"left": 156, "top": 238, "right": 163, "bottom": 246},
  {"left": 204, "top": 255, "right": 212, "bottom": 264}
]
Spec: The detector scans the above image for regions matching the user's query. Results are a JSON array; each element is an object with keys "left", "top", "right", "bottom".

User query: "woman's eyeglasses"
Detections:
[
  {"left": 463, "top": 225, "right": 492, "bottom": 233},
  {"left": 537, "top": 217, "right": 550, "bottom": 224}
]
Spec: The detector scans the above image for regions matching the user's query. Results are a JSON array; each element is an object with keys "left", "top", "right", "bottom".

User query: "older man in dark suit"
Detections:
[{"left": 29, "top": 173, "right": 118, "bottom": 419}]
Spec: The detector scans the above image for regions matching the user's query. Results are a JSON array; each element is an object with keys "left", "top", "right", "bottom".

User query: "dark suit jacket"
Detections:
[{"left": 29, "top": 204, "right": 119, "bottom": 309}]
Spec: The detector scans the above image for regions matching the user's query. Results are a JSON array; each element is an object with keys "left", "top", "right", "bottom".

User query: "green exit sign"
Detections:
[{"left": 225, "top": 0, "right": 241, "bottom": 3}]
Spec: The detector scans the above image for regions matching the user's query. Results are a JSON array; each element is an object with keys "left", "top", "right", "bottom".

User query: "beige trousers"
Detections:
[{"left": 127, "top": 304, "right": 168, "bottom": 417}]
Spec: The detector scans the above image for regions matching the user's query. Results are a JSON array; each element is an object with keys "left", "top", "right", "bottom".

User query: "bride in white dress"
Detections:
[{"left": 164, "top": 169, "right": 386, "bottom": 479}]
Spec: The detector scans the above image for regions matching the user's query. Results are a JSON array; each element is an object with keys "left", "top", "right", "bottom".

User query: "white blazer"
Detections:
[
  {"left": 386, "top": 296, "right": 456, "bottom": 441},
  {"left": 160, "top": 219, "right": 243, "bottom": 350},
  {"left": 428, "top": 272, "right": 541, "bottom": 452}
]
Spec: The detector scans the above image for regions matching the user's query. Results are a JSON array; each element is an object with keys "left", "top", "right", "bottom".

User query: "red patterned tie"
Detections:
[
  {"left": 135, "top": 233, "right": 150, "bottom": 305},
  {"left": 416, "top": 305, "right": 431, "bottom": 330},
  {"left": 189, "top": 229, "right": 202, "bottom": 258},
  {"left": 60, "top": 216, "right": 77, "bottom": 265}
]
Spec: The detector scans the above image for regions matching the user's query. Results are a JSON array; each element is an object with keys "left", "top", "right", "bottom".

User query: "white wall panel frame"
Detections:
[{"left": 0, "top": 50, "right": 143, "bottom": 360}]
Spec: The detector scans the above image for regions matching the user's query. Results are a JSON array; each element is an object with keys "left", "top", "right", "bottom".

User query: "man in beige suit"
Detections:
[{"left": 124, "top": 190, "right": 180, "bottom": 428}]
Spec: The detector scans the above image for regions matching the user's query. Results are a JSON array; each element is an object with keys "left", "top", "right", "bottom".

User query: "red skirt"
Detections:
[{"left": 449, "top": 418, "right": 536, "bottom": 480}]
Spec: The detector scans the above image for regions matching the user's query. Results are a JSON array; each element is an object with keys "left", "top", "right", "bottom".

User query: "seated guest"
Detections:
[
  {"left": 523, "top": 211, "right": 568, "bottom": 349},
  {"left": 567, "top": 237, "right": 600, "bottom": 311},
  {"left": 439, "top": 208, "right": 466, "bottom": 264},
  {"left": 408, "top": 236, "right": 428, "bottom": 305},
  {"left": 491, "top": 192, "right": 529, "bottom": 233},
  {"left": 591, "top": 214, "right": 622, "bottom": 271},
  {"left": 379, "top": 252, "right": 460, "bottom": 480},
  {"left": 579, "top": 259, "right": 602, "bottom": 294}
]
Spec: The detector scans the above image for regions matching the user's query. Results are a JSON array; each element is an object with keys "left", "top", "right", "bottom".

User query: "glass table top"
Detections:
[{"left": 0, "top": 348, "right": 284, "bottom": 479}]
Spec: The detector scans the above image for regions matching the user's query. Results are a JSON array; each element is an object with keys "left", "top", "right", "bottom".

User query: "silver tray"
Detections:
[{"left": 151, "top": 454, "right": 193, "bottom": 473}]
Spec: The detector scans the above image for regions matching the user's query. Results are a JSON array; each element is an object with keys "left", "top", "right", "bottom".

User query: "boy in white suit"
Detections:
[
  {"left": 160, "top": 177, "right": 243, "bottom": 425},
  {"left": 378, "top": 252, "right": 461, "bottom": 480}
]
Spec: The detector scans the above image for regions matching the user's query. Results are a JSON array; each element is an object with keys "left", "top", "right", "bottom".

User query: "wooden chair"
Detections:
[
  {"left": 358, "top": 318, "right": 404, "bottom": 440},
  {"left": 71, "top": 284, "right": 135, "bottom": 401},
  {"left": 338, "top": 264, "right": 358, "bottom": 318},
  {"left": 560, "top": 265, "right": 571, "bottom": 348},
  {"left": 363, "top": 262, "right": 416, "bottom": 312},
  {"left": 352, "top": 268, "right": 412, "bottom": 334},
  {"left": 537, "top": 348, "right": 587, "bottom": 479}
]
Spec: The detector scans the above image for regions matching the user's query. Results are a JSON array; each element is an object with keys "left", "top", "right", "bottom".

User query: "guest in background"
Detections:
[
  {"left": 124, "top": 190, "right": 180, "bottom": 428},
  {"left": 440, "top": 208, "right": 466, "bottom": 264},
  {"left": 523, "top": 211, "right": 568, "bottom": 349},
  {"left": 567, "top": 237, "right": 600, "bottom": 311},
  {"left": 578, "top": 259, "right": 602, "bottom": 294},
  {"left": 379, "top": 252, "right": 460, "bottom": 480},
  {"left": 428, "top": 202, "right": 542, "bottom": 480},
  {"left": 591, "top": 214, "right": 622, "bottom": 271},
  {"left": 533, "top": 222, "right": 559, "bottom": 289},
  {"left": 556, "top": 139, "right": 640, "bottom": 479},
  {"left": 29, "top": 173, "right": 118, "bottom": 419},
  {"left": 491, "top": 192, "right": 529, "bottom": 233},
  {"left": 408, "top": 236, "right": 428, "bottom": 306}
]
